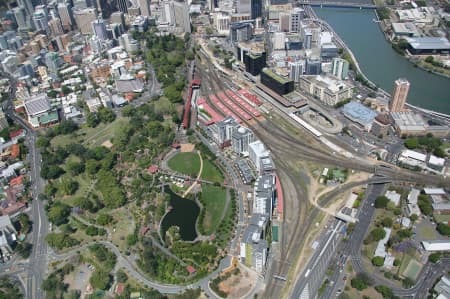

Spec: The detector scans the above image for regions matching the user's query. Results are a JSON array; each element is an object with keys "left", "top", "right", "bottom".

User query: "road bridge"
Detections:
[{"left": 299, "top": 1, "right": 375, "bottom": 9}]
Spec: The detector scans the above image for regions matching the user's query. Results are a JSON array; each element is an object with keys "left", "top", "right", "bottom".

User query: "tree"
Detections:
[
  {"left": 425, "top": 56, "right": 434, "bottom": 63},
  {"left": 61, "top": 85, "right": 72, "bottom": 95},
  {"left": 74, "top": 197, "right": 95, "bottom": 212},
  {"left": 41, "top": 165, "right": 65, "bottom": 179},
  {"left": 429, "top": 252, "right": 441, "bottom": 263},
  {"left": 18, "top": 213, "right": 31, "bottom": 234},
  {"left": 15, "top": 241, "right": 32, "bottom": 258},
  {"left": 97, "top": 107, "right": 116, "bottom": 123},
  {"left": 437, "top": 223, "right": 450, "bottom": 236},
  {"left": 374, "top": 285, "right": 395, "bottom": 299},
  {"left": 402, "top": 277, "right": 414, "bottom": 288},
  {"left": 66, "top": 161, "right": 85, "bottom": 176},
  {"left": 375, "top": 196, "right": 389, "bottom": 209},
  {"left": 372, "top": 256, "right": 384, "bottom": 267},
  {"left": 36, "top": 136, "right": 50, "bottom": 148},
  {"left": 371, "top": 227, "right": 386, "bottom": 241},
  {"left": 410, "top": 214, "right": 418, "bottom": 222},
  {"left": 85, "top": 159, "right": 99, "bottom": 176},
  {"left": 86, "top": 112, "right": 99, "bottom": 128},
  {"left": 121, "top": 105, "right": 135, "bottom": 117},
  {"left": 116, "top": 270, "right": 128, "bottom": 283},
  {"left": 47, "top": 202, "right": 71, "bottom": 226},
  {"left": 96, "top": 213, "right": 113, "bottom": 225},
  {"left": 350, "top": 272, "right": 372, "bottom": 290},
  {"left": 89, "top": 270, "right": 111, "bottom": 290},
  {"left": 418, "top": 195, "right": 433, "bottom": 216},
  {"left": 404, "top": 138, "right": 418, "bottom": 149},
  {"left": 60, "top": 178, "right": 79, "bottom": 195},
  {"left": 381, "top": 217, "right": 393, "bottom": 228}
]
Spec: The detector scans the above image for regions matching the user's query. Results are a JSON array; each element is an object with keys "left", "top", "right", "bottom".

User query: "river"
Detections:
[{"left": 314, "top": 7, "right": 450, "bottom": 115}]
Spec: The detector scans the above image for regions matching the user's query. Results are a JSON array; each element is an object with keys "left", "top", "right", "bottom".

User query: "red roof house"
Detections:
[
  {"left": 148, "top": 165, "right": 159, "bottom": 174},
  {"left": 186, "top": 265, "right": 196, "bottom": 275}
]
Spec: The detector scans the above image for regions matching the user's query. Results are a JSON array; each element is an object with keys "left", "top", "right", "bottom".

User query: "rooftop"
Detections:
[
  {"left": 262, "top": 68, "right": 291, "bottom": 84},
  {"left": 342, "top": 102, "right": 377, "bottom": 126},
  {"left": 406, "top": 37, "right": 450, "bottom": 50},
  {"left": 24, "top": 94, "right": 51, "bottom": 116}
]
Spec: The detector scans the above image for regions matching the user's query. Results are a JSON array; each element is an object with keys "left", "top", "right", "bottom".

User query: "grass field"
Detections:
[
  {"left": 168, "top": 152, "right": 200, "bottom": 177},
  {"left": 50, "top": 117, "right": 128, "bottom": 148},
  {"left": 201, "top": 159, "right": 224, "bottom": 183},
  {"left": 200, "top": 185, "right": 227, "bottom": 235},
  {"left": 399, "top": 254, "right": 414, "bottom": 276},
  {"left": 168, "top": 152, "right": 224, "bottom": 183},
  {"left": 418, "top": 224, "right": 437, "bottom": 239}
]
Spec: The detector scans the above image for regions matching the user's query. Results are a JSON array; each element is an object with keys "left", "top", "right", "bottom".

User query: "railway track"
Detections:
[{"left": 194, "top": 54, "right": 450, "bottom": 298}]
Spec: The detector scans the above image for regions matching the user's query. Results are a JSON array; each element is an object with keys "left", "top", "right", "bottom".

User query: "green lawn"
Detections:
[
  {"left": 398, "top": 254, "right": 413, "bottom": 276},
  {"left": 50, "top": 117, "right": 128, "bottom": 148},
  {"left": 168, "top": 152, "right": 200, "bottom": 177},
  {"left": 402, "top": 259, "right": 422, "bottom": 280},
  {"left": 418, "top": 224, "right": 437, "bottom": 239},
  {"left": 201, "top": 160, "right": 224, "bottom": 183},
  {"left": 200, "top": 185, "right": 227, "bottom": 235},
  {"left": 168, "top": 152, "right": 224, "bottom": 183}
]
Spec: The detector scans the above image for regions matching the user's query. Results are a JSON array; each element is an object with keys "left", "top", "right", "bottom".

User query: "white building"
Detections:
[
  {"left": 385, "top": 190, "right": 401, "bottom": 206},
  {"left": 421, "top": 240, "right": 450, "bottom": 252},
  {"left": 374, "top": 227, "right": 392, "bottom": 258},
  {"left": 408, "top": 188, "right": 420, "bottom": 204},
  {"left": 248, "top": 140, "right": 270, "bottom": 172}
]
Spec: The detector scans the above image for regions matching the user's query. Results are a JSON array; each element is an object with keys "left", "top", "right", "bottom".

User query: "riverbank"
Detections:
[
  {"left": 313, "top": 7, "right": 450, "bottom": 115},
  {"left": 376, "top": 7, "right": 450, "bottom": 79}
]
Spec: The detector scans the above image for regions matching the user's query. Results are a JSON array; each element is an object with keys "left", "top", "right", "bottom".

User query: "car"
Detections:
[{"left": 343, "top": 276, "right": 347, "bottom": 281}]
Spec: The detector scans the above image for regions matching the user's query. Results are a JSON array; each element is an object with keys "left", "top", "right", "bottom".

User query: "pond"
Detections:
[{"left": 160, "top": 185, "right": 200, "bottom": 241}]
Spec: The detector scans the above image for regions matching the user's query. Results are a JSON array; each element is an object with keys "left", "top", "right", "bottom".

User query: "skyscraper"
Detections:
[
  {"left": 331, "top": 58, "right": 349, "bottom": 80},
  {"left": 92, "top": 18, "right": 108, "bottom": 40},
  {"left": 138, "top": 0, "right": 150, "bottom": 16},
  {"left": 58, "top": 3, "right": 74, "bottom": 31},
  {"left": 73, "top": 8, "right": 97, "bottom": 34},
  {"left": 251, "top": 0, "right": 262, "bottom": 19},
  {"left": 117, "top": 0, "right": 128, "bottom": 14},
  {"left": 173, "top": 1, "right": 190, "bottom": 33},
  {"left": 48, "top": 18, "right": 64, "bottom": 36},
  {"left": 33, "top": 8, "right": 49, "bottom": 33},
  {"left": 389, "top": 78, "right": 410, "bottom": 112}
]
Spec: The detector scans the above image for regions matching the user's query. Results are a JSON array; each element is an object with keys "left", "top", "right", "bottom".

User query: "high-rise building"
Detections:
[
  {"left": 289, "top": 8, "right": 304, "bottom": 32},
  {"left": 173, "top": 1, "right": 191, "bottom": 33},
  {"left": 73, "top": 8, "right": 97, "bottom": 34},
  {"left": 230, "top": 22, "right": 252, "bottom": 43},
  {"left": 48, "top": 18, "right": 64, "bottom": 36},
  {"left": 92, "top": 18, "right": 108, "bottom": 40},
  {"left": 237, "top": 0, "right": 251, "bottom": 14},
  {"left": 58, "top": 3, "right": 74, "bottom": 31},
  {"left": 278, "top": 12, "right": 289, "bottom": 32},
  {"left": 389, "top": 78, "right": 410, "bottom": 112},
  {"left": 33, "top": 8, "right": 49, "bottom": 33},
  {"left": 13, "top": 7, "right": 29, "bottom": 30},
  {"left": 17, "top": 0, "right": 34, "bottom": 18},
  {"left": 117, "top": 0, "right": 128, "bottom": 14},
  {"left": 138, "top": 0, "right": 151, "bottom": 16},
  {"left": 162, "top": 1, "right": 175, "bottom": 25},
  {"left": 251, "top": 0, "right": 262, "bottom": 19},
  {"left": 289, "top": 60, "right": 305, "bottom": 82},
  {"left": 331, "top": 58, "right": 349, "bottom": 80}
]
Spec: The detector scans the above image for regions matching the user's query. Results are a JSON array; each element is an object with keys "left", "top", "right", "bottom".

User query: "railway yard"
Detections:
[{"left": 190, "top": 48, "right": 450, "bottom": 299}]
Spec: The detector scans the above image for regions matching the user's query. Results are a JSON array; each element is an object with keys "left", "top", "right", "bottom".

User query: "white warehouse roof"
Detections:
[
  {"left": 401, "top": 149, "right": 426, "bottom": 162},
  {"left": 422, "top": 240, "right": 450, "bottom": 252},
  {"left": 424, "top": 188, "right": 446, "bottom": 195}
]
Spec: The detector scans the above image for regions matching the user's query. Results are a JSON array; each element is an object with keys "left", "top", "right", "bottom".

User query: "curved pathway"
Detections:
[{"left": 182, "top": 151, "right": 203, "bottom": 198}]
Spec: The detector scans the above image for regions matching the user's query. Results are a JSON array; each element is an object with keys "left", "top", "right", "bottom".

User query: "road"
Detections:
[{"left": 1, "top": 72, "right": 48, "bottom": 299}]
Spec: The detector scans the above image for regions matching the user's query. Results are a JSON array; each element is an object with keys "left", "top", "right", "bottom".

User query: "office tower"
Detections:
[
  {"left": 289, "top": 8, "right": 304, "bottom": 32},
  {"left": 111, "top": 11, "right": 125, "bottom": 27},
  {"left": 173, "top": 1, "right": 191, "bottom": 33},
  {"left": 162, "top": 1, "right": 175, "bottom": 25},
  {"left": 230, "top": 23, "right": 252, "bottom": 43},
  {"left": 58, "top": 3, "right": 73, "bottom": 30},
  {"left": 117, "top": 0, "right": 128, "bottom": 14},
  {"left": 48, "top": 18, "right": 64, "bottom": 35},
  {"left": 13, "top": 7, "right": 29, "bottom": 30},
  {"left": 45, "top": 52, "right": 62, "bottom": 74},
  {"left": 237, "top": 0, "right": 251, "bottom": 14},
  {"left": 289, "top": 60, "right": 305, "bottom": 82},
  {"left": 331, "top": 58, "right": 349, "bottom": 80},
  {"left": 251, "top": 0, "right": 262, "bottom": 19},
  {"left": 305, "top": 58, "right": 321, "bottom": 75},
  {"left": 279, "top": 12, "right": 289, "bottom": 32},
  {"left": 17, "top": 0, "right": 34, "bottom": 17},
  {"left": 214, "top": 13, "right": 230, "bottom": 34},
  {"left": 138, "top": 0, "right": 150, "bottom": 16},
  {"left": 92, "top": 18, "right": 108, "bottom": 40},
  {"left": 73, "top": 8, "right": 97, "bottom": 34},
  {"left": 304, "top": 31, "right": 312, "bottom": 49},
  {"left": 33, "top": 8, "right": 49, "bottom": 32},
  {"left": 389, "top": 78, "right": 410, "bottom": 112}
]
